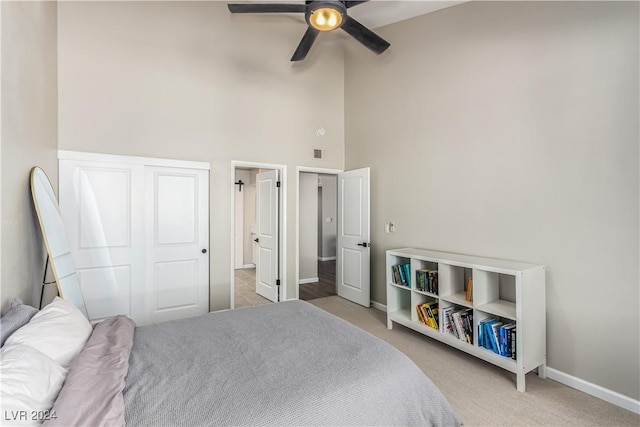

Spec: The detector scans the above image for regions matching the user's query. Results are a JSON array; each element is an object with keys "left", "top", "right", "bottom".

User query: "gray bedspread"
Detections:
[{"left": 124, "top": 300, "right": 461, "bottom": 426}]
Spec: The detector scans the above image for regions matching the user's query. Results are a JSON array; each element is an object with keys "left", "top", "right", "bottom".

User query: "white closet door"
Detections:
[
  {"left": 142, "top": 166, "right": 209, "bottom": 325},
  {"left": 59, "top": 160, "right": 145, "bottom": 323}
]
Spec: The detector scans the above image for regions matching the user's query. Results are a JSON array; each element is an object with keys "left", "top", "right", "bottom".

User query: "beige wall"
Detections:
[
  {"left": 57, "top": 1, "right": 345, "bottom": 310},
  {"left": 345, "top": 1, "right": 639, "bottom": 400},
  {"left": 1, "top": 1, "right": 58, "bottom": 314}
]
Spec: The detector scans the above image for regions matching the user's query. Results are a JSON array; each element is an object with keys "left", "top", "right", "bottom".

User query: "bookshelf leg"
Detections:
[
  {"left": 516, "top": 373, "right": 525, "bottom": 392},
  {"left": 537, "top": 363, "right": 547, "bottom": 379},
  {"left": 387, "top": 318, "right": 393, "bottom": 330}
]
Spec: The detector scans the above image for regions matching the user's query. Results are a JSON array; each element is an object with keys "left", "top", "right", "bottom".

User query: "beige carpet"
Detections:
[{"left": 309, "top": 296, "right": 640, "bottom": 427}]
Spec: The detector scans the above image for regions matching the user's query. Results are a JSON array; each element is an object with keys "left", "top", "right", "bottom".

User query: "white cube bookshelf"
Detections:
[{"left": 386, "top": 248, "right": 546, "bottom": 392}]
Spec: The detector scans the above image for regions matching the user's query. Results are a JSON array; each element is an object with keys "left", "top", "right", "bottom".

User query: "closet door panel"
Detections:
[
  {"left": 144, "top": 167, "right": 209, "bottom": 325},
  {"left": 59, "top": 161, "right": 144, "bottom": 323}
]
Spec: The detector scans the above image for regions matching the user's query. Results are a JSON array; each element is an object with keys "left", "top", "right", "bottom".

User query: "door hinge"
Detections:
[
  {"left": 276, "top": 279, "right": 281, "bottom": 286},
  {"left": 276, "top": 181, "right": 281, "bottom": 188}
]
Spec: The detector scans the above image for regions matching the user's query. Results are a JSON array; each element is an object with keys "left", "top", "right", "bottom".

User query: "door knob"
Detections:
[
  {"left": 254, "top": 238, "right": 259, "bottom": 243},
  {"left": 357, "top": 242, "right": 371, "bottom": 248},
  {"left": 202, "top": 249, "right": 207, "bottom": 254}
]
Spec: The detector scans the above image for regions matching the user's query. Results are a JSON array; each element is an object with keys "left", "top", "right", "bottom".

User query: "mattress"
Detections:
[{"left": 123, "top": 300, "right": 461, "bottom": 426}]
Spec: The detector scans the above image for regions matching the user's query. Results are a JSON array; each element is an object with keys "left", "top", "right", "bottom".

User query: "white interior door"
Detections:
[
  {"left": 144, "top": 166, "right": 209, "bottom": 325},
  {"left": 256, "top": 169, "right": 279, "bottom": 302},
  {"left": 59, "top": 160, "right": 144, "bottom": 323},
  {"left": 337, "top": 167, "right": 370, "bottom": 307}
]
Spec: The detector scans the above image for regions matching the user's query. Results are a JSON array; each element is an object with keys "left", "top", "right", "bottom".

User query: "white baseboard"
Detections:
[
  {"left": 370, "top": 301, "right": 387, "bottom": 312},
  {"left": 235, "top": 264, "right": 255, "bottom": 270},
  {"left": 318, "top": 256, "right": 336, "bottom": 261},
  {"left": 546, "top": 367, "right": 640, "bottom": 415},
  {"left": 299, "top": 277, "right": 319, "bottom": 285}
]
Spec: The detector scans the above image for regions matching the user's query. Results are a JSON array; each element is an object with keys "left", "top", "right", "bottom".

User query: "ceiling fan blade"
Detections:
[
  {"left": 340, "top": 15, "right": 390, "bottom": 55},
  {"left": 291, "top": 26, "right": 320, "bottom": 61},
  {"left": 228, "top": 3, "right": 307, "bottom": 13},
  {"left": 343, "top": 1, "right": 368, "bottom": 8}
]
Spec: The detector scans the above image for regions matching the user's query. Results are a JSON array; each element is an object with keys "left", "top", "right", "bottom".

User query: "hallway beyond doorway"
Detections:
[
  {"left": 299, "top": 260, "right": 336, "bottom": 301},
  {"left": 234, "top": 260, "right": 336, "bottom": 307},
  {"left": 233, "top": 268, "right": 270, "bottom": 308}
]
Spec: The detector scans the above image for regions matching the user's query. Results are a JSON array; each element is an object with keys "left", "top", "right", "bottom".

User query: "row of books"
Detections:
[
  {"left": 391, "top": 264, "right": 411, "bottom": 287},
  {"left": 416, "top": 269, "right": 438, "bottom": 294},
  {"left": 478, "top": 318, "right": 516, "bottom": 359},
  {"left": 416, "top": 302, "right": 439, "bottom": 329},
  {"left": 442, "top": 306, "right": 473, "bottom": 344}
]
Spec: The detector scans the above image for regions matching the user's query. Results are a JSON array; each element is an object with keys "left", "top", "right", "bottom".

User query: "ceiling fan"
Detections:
[{"left": 227, "top": 1, "right": 391, "bottom": 61}]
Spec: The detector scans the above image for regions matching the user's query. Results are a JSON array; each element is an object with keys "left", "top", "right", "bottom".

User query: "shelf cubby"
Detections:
[
  {"left": 387, "top": 254, "right": 412, "bottom": 288},
  {"left": 473, "top": 269, "right": 516, "bottom": 320}
]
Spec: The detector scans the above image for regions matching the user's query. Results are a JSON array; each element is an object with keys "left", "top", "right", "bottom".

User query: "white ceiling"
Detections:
[
  {"left": 236, "top": 1, "right": 467, "bottom": 29},
  {"left": 347, "top": 1, "right": 466, "bottom": 29}
]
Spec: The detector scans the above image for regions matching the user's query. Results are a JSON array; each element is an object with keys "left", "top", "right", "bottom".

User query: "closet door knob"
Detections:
[{"left": 202, "top": 249, "right": 207, "bottom": 254}]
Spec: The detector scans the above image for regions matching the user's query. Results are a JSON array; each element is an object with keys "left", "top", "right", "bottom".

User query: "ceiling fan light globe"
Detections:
[{"left": 309, "top": 8, "right": 343, "bottom": 31}]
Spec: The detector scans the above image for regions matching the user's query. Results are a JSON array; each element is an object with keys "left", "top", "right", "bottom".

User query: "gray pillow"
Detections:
[{"left": 0, "top": 298, "right": 39, "bottom": 346}]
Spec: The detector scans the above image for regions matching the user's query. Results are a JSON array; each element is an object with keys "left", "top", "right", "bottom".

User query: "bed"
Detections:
[
  {"left": 2, "top": 297, "right": 461, "bottom": 426},
  {"left": 6, "top": 166, "right": 459, "bottom": 426}
]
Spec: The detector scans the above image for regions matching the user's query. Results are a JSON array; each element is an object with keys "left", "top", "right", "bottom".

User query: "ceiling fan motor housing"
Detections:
[{"left": 306, "top": 1, "right": 347, "bottom": 31}]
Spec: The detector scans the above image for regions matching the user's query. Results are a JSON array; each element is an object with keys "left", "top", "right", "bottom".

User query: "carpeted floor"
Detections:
[{"left": 309, "top": 295, "right": 640, "bottom": 427}]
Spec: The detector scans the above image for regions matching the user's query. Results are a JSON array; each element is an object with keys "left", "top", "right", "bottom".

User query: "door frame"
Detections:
[
  {"left": 295, "top": 166, "right": 342, "bottom": 300},
  {"left": 230, "top": 161, "right": 287, "bottom": 308}
]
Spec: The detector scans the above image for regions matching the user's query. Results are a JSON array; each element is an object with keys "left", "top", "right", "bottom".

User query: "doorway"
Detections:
[
  {"left": 232, "top": 167, "right": 264, "bottom": 308},
  {"left": 296, "top": 167, "right": 341, "bottom": 301},
  {"left": 230, "top": 161, "right": 287, "bottom": 309}
]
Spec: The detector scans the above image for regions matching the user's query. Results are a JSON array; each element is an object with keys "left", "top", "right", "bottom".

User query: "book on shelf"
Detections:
[
  {"left": 416, "top": 302, "right": 438, "bottom": 329},
  {"left": 479, "top": 318, "right": 498, "bottom": 351},
  {"left": 416, "top": 269, "right": 438, "bottom": 293},
  {"left": 499, "top": 323, "right": 516, "bottom": 357},
  {"left": 397, "top": 265, "right": 405, "bottom": 284},
  {"left": 489, "top": 321, "right": 503, "bottom": 354},
  {"left": 391, "top": 266, "right": 398, "bottom": 284},
  {"left": 477, "top": 318, "right": 517, "bottom": 359},
  {"left": 446, "top": 310, "right": 459, "bottom": 339},
  {"left": 460, "top": 309, "right": 473, "bottom": 344},
  {"left": 416, "top": 304, "right": 427, "bottom": 325},
  {"left": 448, "top": 308, "right": 473, "bottom": 344},
  {"left": 426, "top": 302, "right": 439, "bottom": 328},
  {"left": 440, "top": 306, "right": 454, "bottom": 334},
  {"left": 465, "top": 277, "right": 473, "bottom": 302},
  {"left": 391, "top": 263, "right": 411, "bottom": 287},
  {"left": 404, "top": 264, "right": 411, "bottom": 286}
]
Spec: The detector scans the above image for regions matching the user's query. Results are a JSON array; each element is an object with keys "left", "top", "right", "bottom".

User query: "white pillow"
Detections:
[
  {"left": 0, "top": 343, "right": 67, "bottom": 426},
  {"left": 4, "top": 297, "right": 92, "bottom": 370}
]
